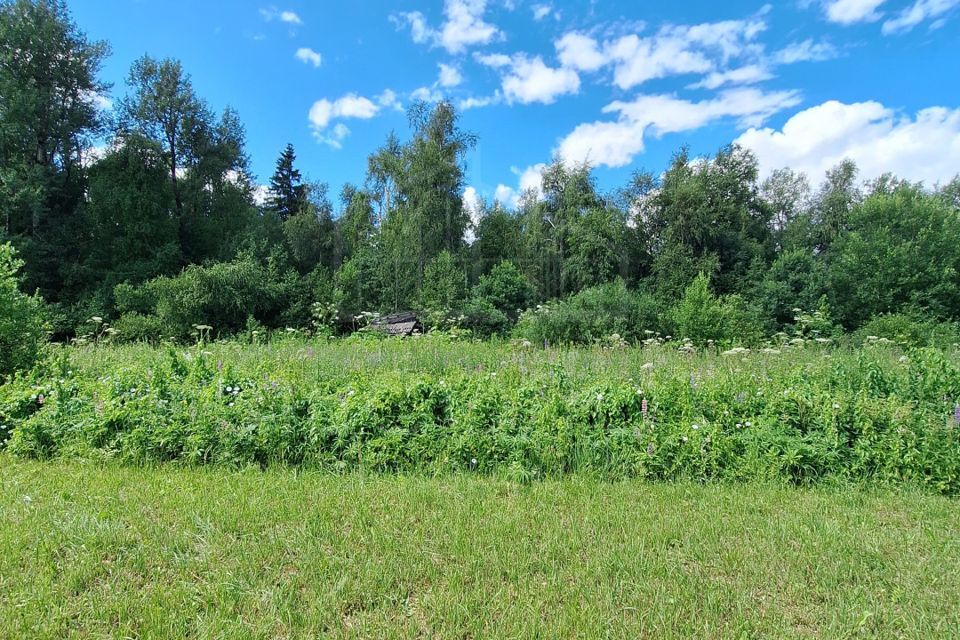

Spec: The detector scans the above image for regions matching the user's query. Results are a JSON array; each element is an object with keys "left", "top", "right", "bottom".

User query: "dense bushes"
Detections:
[
  {"left": 0, "top": 243, "right": 47, "bottom": 380},
  {"left": 3, "top": 339, "right": 959, "bottom": 493},
  {"left": 513, "top": 280, "right": 659, "bottom": 345}
]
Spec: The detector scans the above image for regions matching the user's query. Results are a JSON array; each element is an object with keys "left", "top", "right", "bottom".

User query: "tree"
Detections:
[
  {"left": 0, "top": 243, "right": 46, "bottom": 378},
  {"left": 472, "top": 260, "right": 535, "bottom": 322},
  {"left": 472, "top": 202, "right": 522, "bottom": 278},
  {"left": 267, "top": 143, "right": 306, "bottom": 221},
  {"left": 420, "top": 250, "right": 467, "bottom": 312},
  {"left": 0, "top": 0, "right": 109, "bottom": 298},
  {"left": 117, "top": 56, "right": 255, "bottom": 264},
  {"left": 828, "top": 185, "right": 960, "bottom": 327},
  {"left": 646, "top": 145, "right": 771, "bottom": 297},
  {"left": 761, "top": 168, "right": 810, "bottom": 251}
]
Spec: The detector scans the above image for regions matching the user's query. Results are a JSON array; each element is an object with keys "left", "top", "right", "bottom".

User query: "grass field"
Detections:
[{"left": 2, "top": 460, "right": 959, "bottom": 638}]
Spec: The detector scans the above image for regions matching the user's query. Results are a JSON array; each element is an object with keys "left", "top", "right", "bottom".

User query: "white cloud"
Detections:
[
  {"left": 488, "top": 54, "right": 580, "bottom": 104},
  {"left": 736, "top": 100, "right": 960, "bottom": 184},
  {"left": 82, "top": 89, "right": 112, "bottom": 111},
  {"left": 774, "top": 39, "right": 838, "bottom": 64},
  {"left": 260, "top": 6, "right": 303, "bottom": 25},
  {"left": 555, "top": 32, "right": 607, "bottom": 72},
  {"left": 495, "top": 163, "right": 547, "bottom": 208},
  {"left": 295, "top": 47, "right": 322, "bottom": 67},
  {"left": 392, "top": 0, "right": 502, "bottom": 54},
  {"left": 463, "top": 186, "right": 483, "bottom": 242},
  {"left": 308, "top": 94, "right": 383, "bottom": 146},
  {"left": 377, "top": 89, "right": 403, "bottom": 111},
  {"left": 474, "top": 52, "right": 512, "bottom": 68},
  {"left": 459, "top": 92, "right": 503, "bottom": 110},
  {"left": 532, "top": 3, "right": 553, "bottom": 21},
  {"left": 882, "top": 0, "right": 960, "bottom": 33},
  {"left": 688, "top": 64, "right": 772, "bottom": 90},
  {"left": 411, "top": 86, "right": 444, "bottom": 102},
  {"left": 551, "top": 15, "right": 768, "bottom": 90},
  {"left": 558, "top": 88, "right": 801, "bottom": 168},
  {"left": 438, "top": 63, "right": 463, "bottom": 87},
  {"left": 822, "top": 0, "right": 886, "bottom": 24},
  {"left": 280, "top": 10, "right": 302, "bottom": 25}
]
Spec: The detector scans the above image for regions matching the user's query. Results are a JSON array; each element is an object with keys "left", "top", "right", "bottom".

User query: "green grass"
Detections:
[
  {"left": 4, "top": 337, "right": 960, "bottom": 492},
  {"left": 2, "top": 459, "right": 959, "bottom": 638}
]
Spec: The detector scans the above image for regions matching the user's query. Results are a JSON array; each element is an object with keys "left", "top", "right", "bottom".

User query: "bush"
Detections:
[
  {"left": 114, "top": 256, "right": 289, "bottom": 339},
  {"left": 669, "top": 274, "right": 764, "bottom": 346},
  {"left": 113, "top": 312, "right": 169, "bottom": 343},
  {"left": 0, "top": 243, "right": 47, "bottom": 379},
  {"left": 513, "top": 280, "right": 660, "bottom": 345},
  {"left": 855, "top": 313, "right": 960, "bottom": 348},
  {"left": 472, "top": 260, "right": 535, "bottom": 322}
]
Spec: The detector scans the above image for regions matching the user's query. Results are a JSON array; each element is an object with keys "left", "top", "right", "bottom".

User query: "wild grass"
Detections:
[
  {"left": 3, "top": 336, "right": 959, "bottom": 492},
  {"left": 2, "top": 460, "right": 958, "bottom": 638}
]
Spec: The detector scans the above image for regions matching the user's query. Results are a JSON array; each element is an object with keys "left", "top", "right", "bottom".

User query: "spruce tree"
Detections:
[{"left": 268, "top": 144, "right": 306, "bottom": 221}]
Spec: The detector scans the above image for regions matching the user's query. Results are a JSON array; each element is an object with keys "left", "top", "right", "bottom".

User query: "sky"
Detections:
[{"left": 70, "top": 0, "right": 960, "bottom": 211}]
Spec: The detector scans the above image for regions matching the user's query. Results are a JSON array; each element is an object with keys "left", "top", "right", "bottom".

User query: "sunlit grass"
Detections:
[{"left": 2, "top": 459, "right": 958, "bottom": 638}]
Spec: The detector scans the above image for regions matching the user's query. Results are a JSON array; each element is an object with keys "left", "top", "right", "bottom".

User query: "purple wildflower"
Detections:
[
  {"left": 954, "top": 404, "right": 960, "bottom": 426},
  {"left": 37, "top": 394, "right": 44, "bottom": 406},
  {"left": 216, "top": 360, "right": 223, "bottom": 372},
  {"left": 641, "top": 398, "right": 649, "bottom": 420}
]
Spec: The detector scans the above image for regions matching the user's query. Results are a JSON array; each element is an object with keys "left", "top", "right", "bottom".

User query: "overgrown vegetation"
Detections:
[{"left": 3, "top": 337, "right": 959, "bottom": 494}]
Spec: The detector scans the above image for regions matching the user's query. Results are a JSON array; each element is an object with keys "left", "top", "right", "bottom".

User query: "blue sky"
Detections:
[{"left": 71, "top": 0, "right": 960, "bottom": 209}]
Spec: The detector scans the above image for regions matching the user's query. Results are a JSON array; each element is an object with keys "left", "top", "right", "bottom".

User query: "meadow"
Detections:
[
  {"left": 2, "top": 336, "right": 959, "bottom": 492},
  {"left": 3, "top": 337, "right": 960, "bottom": 637},
  {"left": 3, "top": 461, "right": 960, "bottom": 638}
]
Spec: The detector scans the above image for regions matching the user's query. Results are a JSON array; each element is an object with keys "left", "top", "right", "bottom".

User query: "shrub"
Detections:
[
  {"left": 472, "top": 260, "right": 535, "bottom": 322},
  {"left": 855, "top": 313, "right": 960, "bottom": 348},
  {"left": 113, "top": 312, "right": 169, "bottom": 343},
  {"left": 0, "top": 243, "right": 47, "bottom": 379},
  {"left": 513, "top": 279, "right": 660, "bottom": 345},
  {"left": 669, "top": 274, "right": 764, "bottom": 346}
]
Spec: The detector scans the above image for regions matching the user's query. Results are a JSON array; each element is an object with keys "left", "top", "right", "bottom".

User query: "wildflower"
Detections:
[
  {"left": 646, "top": 442, "right": 655, "bottom": 456},
  {"left": 682, "top": 436, "right": 688, "bottom": 442},
  {"left": 833, "top": 403, "right": 840, "bottom": 409},
  {"left": 596, "top": 393, "right": 604, "bottom": 402},
  {"left": 217, "top": 360, "right": 223, "bottom": 372},
  {"left": 691, "top": 424, "right": 700, "bottom": 430},
  {"left": 954, "top": 405, "right": 960, "bottom": 426},
  {"left": 228, "top": 402, "right": 235, "bottom": 407},
  {"left": 736, "top": 423, "right": 743, "bottom": 429},
  {"left": 37, "top": 394, "right": 44, "bottom": 406},
  {"left": 745, "top": 421, "right": 752, "bottom": 427},
  {"left": 641, "top": 398, "right": 649, "bottom": 419}
]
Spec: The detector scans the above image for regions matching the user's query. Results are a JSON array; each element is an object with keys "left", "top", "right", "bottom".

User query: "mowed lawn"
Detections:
[{"left": 2, "top": 461, "right": 958, "bottom": 639}]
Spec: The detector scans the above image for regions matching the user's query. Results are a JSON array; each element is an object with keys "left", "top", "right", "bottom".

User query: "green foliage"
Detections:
[
  {"left": 828, "top": 186, "right": 960, "bottom": 328},
  {"left": 472, "top": 260, "right": 535, "bottom": 322},
  {"left": 419, "top": 251, "right": 467, "bottom": 313},
  {"left": 513, "top": 280, "right": 659, "bottom": 345},
  {"left": 0, "top": 244, "right": 47, "bottom": 378},
  {"left": 855, "top": 313, "right": 960, "bottom": 348},
  {"left": 669, "top": 273, "right": 763, "bottom": 346},
  {"left": 113, "top": 256, "right": 288, "bottom": 339},
  {"left": 4, "top": 338, "right": 960, "bottom": 495}
]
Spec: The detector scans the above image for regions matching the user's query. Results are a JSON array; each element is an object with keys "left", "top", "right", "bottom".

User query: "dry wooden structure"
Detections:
[{"left": 371, "top": 312, "right": 423, "bottom": 337}]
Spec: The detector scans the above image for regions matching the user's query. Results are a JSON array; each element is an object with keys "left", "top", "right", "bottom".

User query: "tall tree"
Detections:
[
  {"left": 0, "top": 0, "right": 109, "bottom": 298},
  {"left": 267, "top": 143, "right": 306, "bottom": 220}
]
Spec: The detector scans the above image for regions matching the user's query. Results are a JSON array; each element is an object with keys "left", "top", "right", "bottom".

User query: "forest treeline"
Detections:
[{"left": 2, "top": 0, "right": 960, "bottom": 356}]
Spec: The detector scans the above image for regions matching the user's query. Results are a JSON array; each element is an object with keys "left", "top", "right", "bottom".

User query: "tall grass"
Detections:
[{"left": 2, "top": 336, "right": 959, "bottom": 492}]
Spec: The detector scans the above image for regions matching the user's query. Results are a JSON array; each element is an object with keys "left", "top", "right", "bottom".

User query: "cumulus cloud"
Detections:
[
  {"left": 295, "top": 47, "right": 322, "bottom": 67},
  {"left": 555, "top": 32, "right": 607, "bottom": 72},
  {"left": 821, "top": 0, "right": 887, "bottom": 24},
  {"left": 392, "top": 0, "right": 502, "bottom": 54},
  {"left": 882, "top": 0, "right": 960, "bottom": 33},
  {"left": 735, "top": 100, "right": 960, "bottom": 184},
  {"left": 557, "top": 88, "right": 801, "bottom": 168},
  {"left": 478, "top": 53, "right": 579, "bottom": 104},
  {"left": 495, "top": 163, "right": 547, "bottom": 208},
  {"left": 458, "top": 91, "right": 503, "bottom": 110},
  {"left": 551, "top": 15, "right": 767, "bottom": 90},
  {"left": 308, "top": 93, "right": 392, "bottom": 147},
  {"left": 438, "top": 63, "right": 463, "bottom": 87}
]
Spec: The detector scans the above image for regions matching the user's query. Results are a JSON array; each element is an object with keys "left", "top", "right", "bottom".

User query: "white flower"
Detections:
[
  {"left": 691, "top": 424, "right": 700, "bottom": 430},
  {"left": 596, "top": 393, "right": 604, "bottom": 401},
  {"left": 745, "top": 421, "right": 752, "bottom": 427},
  {"left": 682, "top": 436, "right": 688, "bottom": 442},
  {"left": 833, "top": 403, "right": 840, "bottom": 409}
]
